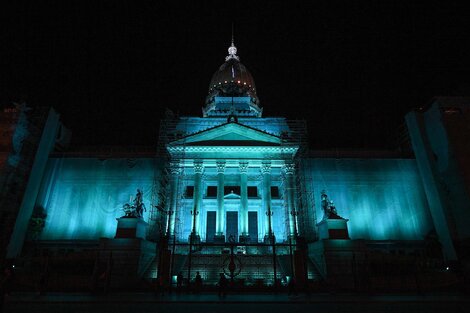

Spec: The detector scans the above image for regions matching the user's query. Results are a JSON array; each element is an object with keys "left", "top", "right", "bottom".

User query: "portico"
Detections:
[{"left": 166, "top": 121, "right": 298, "bottom": 243}]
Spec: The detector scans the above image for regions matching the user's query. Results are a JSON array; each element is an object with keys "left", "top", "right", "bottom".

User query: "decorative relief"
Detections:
[{"left": 239, "top": 161, "right": 249, "bottom": 173}]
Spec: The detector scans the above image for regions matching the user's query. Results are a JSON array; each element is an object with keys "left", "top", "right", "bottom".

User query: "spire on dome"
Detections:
[{"left": 226, "top": 24, "right": 239, "bottom": 61}]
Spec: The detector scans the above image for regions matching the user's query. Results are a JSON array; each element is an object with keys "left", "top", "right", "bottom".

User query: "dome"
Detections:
[{"left": 205, "top": 43, "right": 259, "bottom": 106}]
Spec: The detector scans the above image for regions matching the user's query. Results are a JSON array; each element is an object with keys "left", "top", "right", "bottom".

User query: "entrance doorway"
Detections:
[
  {"left": 226, "top": 211, "right": 238, "bottom": 242},
  {"left": 206, "top": 211, "right": 216, "bottom": 242},
  {"left": 248, "top": 211, "right": 258, "bottom": 243}
]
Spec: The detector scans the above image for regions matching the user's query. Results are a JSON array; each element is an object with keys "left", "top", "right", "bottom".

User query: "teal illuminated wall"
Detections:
[
  {"left": 305, "top": 158, "right": 434, "bottom": 240},
  {"left": 35, "top": 157, "right": 434, "bottom": 242},
  {"left": 35, "top": 158, "right": 159, "bottom": 240}
]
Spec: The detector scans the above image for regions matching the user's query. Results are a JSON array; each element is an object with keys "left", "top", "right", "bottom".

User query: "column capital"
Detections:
[
  {"left": 193, "top": 160, "right": 204, "bottom": 174},
  {"left": 216, "top": 160, "right": 226, "bottom": 173},
  {"left": 239, "top": 161, "right": 249, "bottom": 173},
  {"left": 260, "top": 161, "right": 271, "bottom": 174},
  {"left": 283, "top": 162, "right": 295, "bottom": 175},
  {"left": 170, "top": 161, "right": 182, "bottom": 175}
]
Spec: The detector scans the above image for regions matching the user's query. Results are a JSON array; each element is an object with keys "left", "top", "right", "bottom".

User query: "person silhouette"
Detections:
[
  {"left": 176, "top": 272, "right": 183, "bottom": 294},
  {"left": 194, "top": 271, "right": 202, "bottom": 294},
  {"left": 217, "top": 273, "right": 227, "bottom": 297}
]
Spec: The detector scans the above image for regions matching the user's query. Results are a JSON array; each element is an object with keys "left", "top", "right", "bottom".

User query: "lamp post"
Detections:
[
  {"left": 266, "top": 206, "right": 274, "bottom": 240},
  {"left": 190, "top": 208, "right": 199, "bottom": 239},
  {"left": 188, "top": 208, "right": 199, "bottom": 286},
  {"left": 266, "top": 206, "right": 277, "bottom": 288},
  {"left": 289, "top": 209, "right": 299, "bottom": 280},
  {"left": 290, "top": 209, "right": 299, "bottom": 240}
]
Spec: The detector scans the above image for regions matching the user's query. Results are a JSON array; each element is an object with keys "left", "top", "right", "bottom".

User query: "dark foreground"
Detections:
[{"left": 3, "top": 292, "right": 470, "bottom": 313}]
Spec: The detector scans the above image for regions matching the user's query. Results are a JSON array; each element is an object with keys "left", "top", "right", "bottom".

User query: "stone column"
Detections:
[
  {"left": 215, "top": 161, "right": 226, "bottom": 242},
  {"left": 261, "top": 161, "right": 272, "bottom": 240},
  {"left": 191, "top": 160, "right": 204, "bottom": 241},
  {"left": 283, "top": 162, "right": 297, "bottom": 238},
  {"left": 168, "top": 161, "right": 182, "bottom": 237},
  {"left": 239, "top": 161, "right": 249, "bottom": 242}
]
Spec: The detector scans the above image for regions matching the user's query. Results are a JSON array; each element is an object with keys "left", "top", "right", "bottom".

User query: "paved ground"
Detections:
[{"left": 3, "top": 292, "right": 470, "bottom": 313}]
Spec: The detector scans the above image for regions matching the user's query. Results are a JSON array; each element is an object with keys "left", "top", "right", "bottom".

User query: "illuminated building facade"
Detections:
[{"left": 2, "top": 41, "right": 470, "bottom": 287}]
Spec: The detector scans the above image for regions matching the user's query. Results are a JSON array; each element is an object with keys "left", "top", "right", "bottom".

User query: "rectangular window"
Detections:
[
  {"left": 224, "top": 186, "right": 241, "bottom": 195},
  {"left": 185, "top": 186, "right": 194, "bottom": 198},
  {"left": 271, "top": 186, "right": 280, "bottom": 198},
  {"left": 247, "top": 186, "right": 258, "bottom": 198},
  {"left": 206, "top": 186, "right": 217, "bottom": 197}
]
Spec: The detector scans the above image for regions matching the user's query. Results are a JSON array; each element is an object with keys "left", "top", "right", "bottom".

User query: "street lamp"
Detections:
[
  {"left": 190, "top": 208, "right": 199, "bottom": 238},
  {"left": 266, "top": 206, "right": 277, "bottom": 287},
  {"left": 290, "top": 209, "right": 299, "bottom": 239},
  {"left": 266, "top": 206, "right": 274, "bottom": 241},
  {"left": 188, "top": 208, "right": 200, "bottom": 287}
]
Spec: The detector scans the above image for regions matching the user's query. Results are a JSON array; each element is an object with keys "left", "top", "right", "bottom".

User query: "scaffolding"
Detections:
[
  {"left": 287, "top": 119, "right": 316, "bottom": 242},
  {"left": 280, "top": 119, "right": 315, "bottom": 242},
  {"left": 148, "top": 109, "right": 187, "bottom": 241}
]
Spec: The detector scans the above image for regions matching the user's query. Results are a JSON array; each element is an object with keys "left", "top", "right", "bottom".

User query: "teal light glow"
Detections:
[
  {"left": 306, "top": 158, "right": 434, "bottom": 240},
  {"left": 35, "top": 158, "right": 158, "bottom": 240}
]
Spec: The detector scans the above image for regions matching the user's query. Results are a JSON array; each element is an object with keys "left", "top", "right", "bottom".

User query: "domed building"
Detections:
[{"left": 2, "top": 39, "right": 470, "bottom": 291}]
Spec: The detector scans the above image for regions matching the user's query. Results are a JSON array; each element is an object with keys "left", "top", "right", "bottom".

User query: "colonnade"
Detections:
[{"left": 167, "top": 159, "right": 297, "bottom": 242}]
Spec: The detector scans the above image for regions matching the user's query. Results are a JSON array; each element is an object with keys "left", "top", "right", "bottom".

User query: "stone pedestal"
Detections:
[
  {"left": 97, "top": 237, "right": 157, "bottom": 290},
  {"left": 213, "top": 234, "right": 226, "bottom": 243},
  {"left": 239, "top": 234, "right": 250, "bottom": 244},
  {"left": 188, "top": 233, "right": 201, "bottom": 245},
  {"left": 263, "top": 234, "right": 276, "bottom": 244},
  {"left": 316, "top": 217, "right": 350, "bottom": 240},
  {"left": 115, "top": 217, "right": 148, "bottom": 239}
]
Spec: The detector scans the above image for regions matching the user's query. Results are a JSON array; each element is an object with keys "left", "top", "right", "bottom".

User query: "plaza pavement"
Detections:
[{"left": 3, "top": 291, "right": 470, "bottom": 313}]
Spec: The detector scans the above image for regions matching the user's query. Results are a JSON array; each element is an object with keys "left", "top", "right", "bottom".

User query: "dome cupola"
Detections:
[{"left": 203, "top": 41, "right": 262, "bottom": 118}]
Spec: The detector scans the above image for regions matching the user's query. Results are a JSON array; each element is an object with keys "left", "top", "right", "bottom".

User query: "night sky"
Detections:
[{"left": 2, "top": 1, "right": 470, "bottom": 149}]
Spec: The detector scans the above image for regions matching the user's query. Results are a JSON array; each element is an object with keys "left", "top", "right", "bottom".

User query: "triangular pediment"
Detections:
[
  {"left": 224, "top": 192, "right": 241, "bottom": 199},
  {"left": 168, "top": 122, "right": 281, "bottom": 147}
]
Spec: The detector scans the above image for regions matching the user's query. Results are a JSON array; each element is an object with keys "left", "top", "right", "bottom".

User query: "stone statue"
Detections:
[
  {"left": 329, "top": 200, "right": 338, "bottom": 216},
  {"left": 321, "top": 190, "right": 341, "bottom": 219},
  {"left": 134, "top": 189, "right": 146, "bottom": 217},
  {"left": 122, "top": 203, "right": 133, "bottom": 217},
  {"left": 122, "top": 189, "right": 146, "bottom": 218},
  {"left": 321, "top": 190, "right": 330, "bottom": 219}
]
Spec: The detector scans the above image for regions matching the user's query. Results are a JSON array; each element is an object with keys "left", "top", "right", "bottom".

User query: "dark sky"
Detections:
[{"left": 2, "top": 1, "right": 470, "bottom": 149}]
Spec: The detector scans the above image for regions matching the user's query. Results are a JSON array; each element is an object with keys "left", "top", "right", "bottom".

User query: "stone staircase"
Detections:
[{"left": 177, "top": 253, "right": 284, "bottom": 286}]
